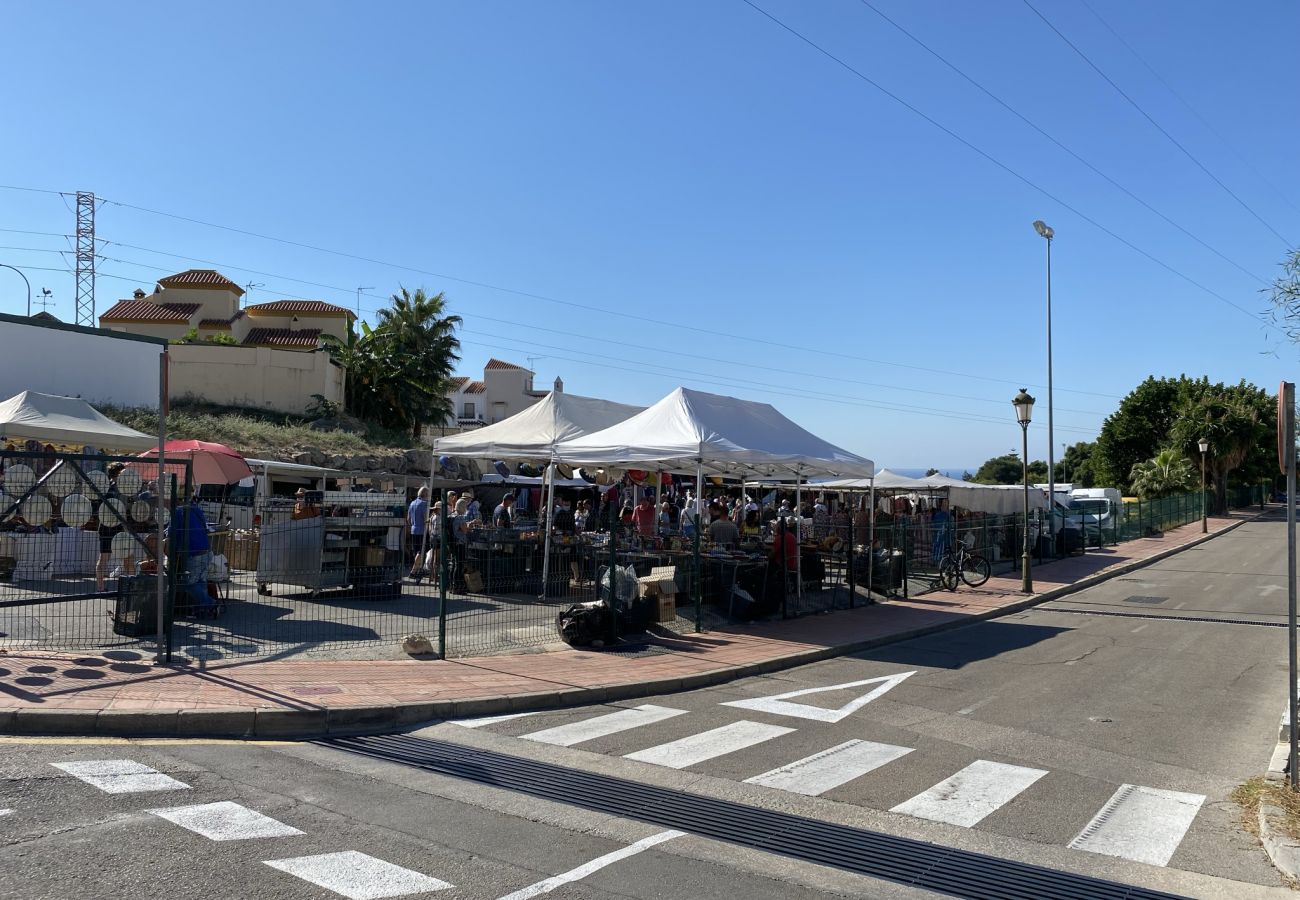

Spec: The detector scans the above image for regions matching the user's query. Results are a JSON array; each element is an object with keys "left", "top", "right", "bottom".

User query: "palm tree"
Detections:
[
  {"left": 374, "top": 288, "right": 462, "bottom": 439},
  {"left": 1128, "top": 449, "right": 1196, "bottom": 499}
]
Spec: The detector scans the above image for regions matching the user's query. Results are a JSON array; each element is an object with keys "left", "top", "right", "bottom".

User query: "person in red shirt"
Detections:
[
  {"left": 631, "top": 495, "right": 657, "bottom": 537},
  {"left": 770, "top": 518, "right": 798, "bottom": 571}
]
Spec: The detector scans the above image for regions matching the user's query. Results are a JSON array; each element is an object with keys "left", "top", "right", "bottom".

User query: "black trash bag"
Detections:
[{"left": 555, "top": 601, "right": 613, "bottom": 647}]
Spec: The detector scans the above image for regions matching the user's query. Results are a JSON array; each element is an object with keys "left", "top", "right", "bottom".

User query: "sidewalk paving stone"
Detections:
[{"left": 0, "top": 511, "right": 1260, "bottom": 738}]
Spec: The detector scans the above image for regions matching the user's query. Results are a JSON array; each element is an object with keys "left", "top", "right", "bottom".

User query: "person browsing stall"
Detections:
[
  {"left": 707, "top": 503, "right": 740, "bottom": 547},
  {"left": 493, "top": 493, "right": 516, "bottom": 529},
  {"left": 631, "top": 495, "right": 657, "bottom": 537}
]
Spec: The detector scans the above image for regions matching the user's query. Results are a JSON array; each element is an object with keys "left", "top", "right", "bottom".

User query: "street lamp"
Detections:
[
  {"left": 1014, "top": 388, "right": 1036, "bottom": 593},
  {"left": 0, "top": 263, "right": 32, "bottom": 317},
  {"left": 1032, "top": 220, "right": 1056, "bottom": 546},
  {"left": 1199, "top": 437, "right": 1210, "bottom": 533}
]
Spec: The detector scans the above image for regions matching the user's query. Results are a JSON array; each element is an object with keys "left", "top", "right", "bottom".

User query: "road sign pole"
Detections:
[{"left": 1283, "top": 382, "right": 1297, "bottom": 790}]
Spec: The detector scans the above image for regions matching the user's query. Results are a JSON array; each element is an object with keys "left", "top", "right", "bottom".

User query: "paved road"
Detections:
[
  {"left": 417, "top": 513, "right": 1292, "bottom": 896},
  {"left": 1, "top": 736, "right": 929, "bottom": 900},
  {"left": 1, "top": 515, "right": 1290, "bottom": 899}
]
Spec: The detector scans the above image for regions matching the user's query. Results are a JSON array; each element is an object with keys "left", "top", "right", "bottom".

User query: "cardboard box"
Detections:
[
  {"left": 356, "top": 546, "right": 388, "bottom": 567},
  {"left": 655, "top": 593, "right": 677, "bottom": 623},
  {"left": 226, "top": 534, "right": 260, "bottom": 571},
  {"left": 637, "top": 565, "right": 677, "bottom": 598}
]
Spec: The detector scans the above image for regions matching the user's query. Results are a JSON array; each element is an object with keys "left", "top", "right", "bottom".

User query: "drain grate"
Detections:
[
  {"left": 590, "top": 642, "right": 675, "bottom": 658},
  {"left": 1052, "top": 607, "right": 1285, "bottom": 628},
  {"left": 323, "top": 733, "right": 1186, "bottom": 900},
  {"left": 1122, "top": 596, "right": 1167, "bottom": 605}
]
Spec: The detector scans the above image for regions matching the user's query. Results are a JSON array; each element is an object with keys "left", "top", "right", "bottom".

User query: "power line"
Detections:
[
  {"left": 1077, "top": 0, "right": 1300, "bottom": 219},
  {"left": 738, "top": 0, "right": 1278, "bottom": 330},
  {"left": 459, "top": 325, "right": 1102, "bottom": 431},
  {"left": 854, "top": 0, "right": 1268, "bottom": 286},
  {"left": 88, "top": 230, "right": 1120, "bottom": 399},
  {"left": 1020, "top": 0, "right": 1293, "bottom": 248},
  {"left": 456, "top": 335, "right": 1098, "bottom": 436}
]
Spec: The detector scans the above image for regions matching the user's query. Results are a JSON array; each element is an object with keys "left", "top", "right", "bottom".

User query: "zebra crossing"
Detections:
[
  {"left": 458, "top": 701, "right": 1209, "bottom": 869},
  {"left": 34, "top": 754, "right": 688, "bottom": 898}
]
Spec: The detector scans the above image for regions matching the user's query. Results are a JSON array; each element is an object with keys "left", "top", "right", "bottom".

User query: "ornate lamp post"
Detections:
[
  {"left": 1199, "top": 437, "right": 1210, "bottom": 533},
  {"left": 1014, "top": 388, "right": 1036, "bottom": 593}
]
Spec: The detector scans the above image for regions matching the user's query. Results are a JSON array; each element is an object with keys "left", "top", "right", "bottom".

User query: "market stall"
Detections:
[
  {"left": 554, "top": 387, "right": 875, "bottom": 624},
  {"left": 255, "top": 491, "right": 405, "bottom": 598},
  {"left": 434, "top": 391, "right": 643, "bottom": 595}
]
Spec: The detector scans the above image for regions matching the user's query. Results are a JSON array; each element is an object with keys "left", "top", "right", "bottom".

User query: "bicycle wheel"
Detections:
[
  {"left": 939, "top": 558, "right": 960, "bottom": 591},
  {"left": 961, "top": 553, "right": 991, "bottom": 587}
]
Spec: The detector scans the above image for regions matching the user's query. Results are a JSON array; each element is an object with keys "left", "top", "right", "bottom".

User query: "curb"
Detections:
[
  {"left": 1259, "top": 801, "right": 1300, "bottom": 881},
  {"left": 0, "top": 513, "right": 1261, "bottom": 741}
]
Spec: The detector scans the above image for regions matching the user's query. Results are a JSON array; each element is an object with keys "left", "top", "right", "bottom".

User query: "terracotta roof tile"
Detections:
[
  {"left": 157, "top": 269, "right": 244, "bottom": 294},
  {"left": 449, "top": 376, "right": 470, "bottom": 389},
  {"left": 198, "top": 311, "right": 242, "bottom": 329},
  {"left": 485, "top": 358, "right": 527, "bottom": 371},
  {"left": 247, "top": 299, "right": 354, "bottom": 317},
  {"left": 241, "top": 327, "right": 322, "bottom": 348},
  {"left": 463, "top": 380, "right": 486, "bottom": 394},
  {"left": 100, "top": 299, "right": 201, "bottom": 322}
]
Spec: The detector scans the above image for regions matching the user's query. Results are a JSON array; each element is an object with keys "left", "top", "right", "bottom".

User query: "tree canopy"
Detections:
[
  {"left": 324, "top": 287, "right": 461, "bottom": 439},
  {"left": 1093, "top": 376, "right": 1274, "bottom": 506},
  {"left": 972, "top": 453, "right": 1047, "bottom": 485},
  {"left": 1129, "top": 449, "right": 1196, "bottom": 499},
  {"left": 1058, "top": 441, "right": 1097, "bottom": 488}
]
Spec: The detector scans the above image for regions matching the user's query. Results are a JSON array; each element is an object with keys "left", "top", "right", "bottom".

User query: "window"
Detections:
[{"left": 462, "top": 402, "right": 475, "bottom": 419}]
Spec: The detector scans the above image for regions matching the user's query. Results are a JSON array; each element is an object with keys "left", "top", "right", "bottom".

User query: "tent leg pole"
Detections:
[
  {"left": 540, "top": 460, "right": 555, "bottom": 600},
  {"left": 795, "top": 479, "right": 803, "bottom": 607},
  {"left": 694, "top": 463, "right": 703, "bottom": 633},
  {"left": 868, "top": 481, "right": 876, "bottom": 602}
]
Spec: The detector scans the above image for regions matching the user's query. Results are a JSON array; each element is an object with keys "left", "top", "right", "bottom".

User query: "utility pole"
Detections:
[{"left": 74, "top": 191, "right": 96, "bottom": 326}]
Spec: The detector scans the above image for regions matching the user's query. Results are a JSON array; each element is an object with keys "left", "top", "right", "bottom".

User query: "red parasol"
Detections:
[{"left": 132, "top": 439, "right": 254, "bottom": 486}]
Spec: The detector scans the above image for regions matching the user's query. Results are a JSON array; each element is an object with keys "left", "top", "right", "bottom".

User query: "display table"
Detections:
[{"left": 7, "top": 528, "right": 99, "bottom": 580}]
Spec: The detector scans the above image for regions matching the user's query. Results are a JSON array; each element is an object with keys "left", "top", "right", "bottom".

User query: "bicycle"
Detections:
[{"left": 937, "top": 535, "right": 991, "bottom": 590}]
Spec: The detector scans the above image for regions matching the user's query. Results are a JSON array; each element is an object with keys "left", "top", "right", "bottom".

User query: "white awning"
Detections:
[
  {"left": 554, "top": 387, "right": 874, "bottom": 479},
  {"left": 0, "top": 390, "right": 155, "bottom": 451},
  {"left": 433, "top": 391, "right": 643, "bottom": 460}
]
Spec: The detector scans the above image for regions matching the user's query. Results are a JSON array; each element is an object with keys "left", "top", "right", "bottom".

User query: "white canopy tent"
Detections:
[
  {"left": 433, "top": 391, "right": 643, "bottom": 459},
  {"left": 0, "top": 390, "right": 155, "bottom": 451},
  {"left": 814, "top": 469, "right": 1048, "bottom": 516},
  {"left": 434, "top": 391, "right": 644, "bottom": 596},
  {"left": 553, "top": 387, "right": 874, "bottom": 480},
  {"left": 555, "top": 387, "right": 875, "bottom": 605}
]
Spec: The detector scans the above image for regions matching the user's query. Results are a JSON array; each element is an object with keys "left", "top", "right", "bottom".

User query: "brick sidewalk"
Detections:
[{"left": 0, "top": 510, "right": 1260, "bottom": 738}]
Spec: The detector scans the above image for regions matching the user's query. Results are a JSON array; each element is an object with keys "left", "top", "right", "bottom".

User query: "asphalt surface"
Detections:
[{"left": 1, "top": 514, "right": 1291, "bottom": 899}]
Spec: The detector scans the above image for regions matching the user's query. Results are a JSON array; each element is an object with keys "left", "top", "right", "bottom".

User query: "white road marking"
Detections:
[
  {"left": 0, "top": 809, "right": 11, "bottom": 817},
  {"left": 496, "top": 830, "right": 685, "bottom": 900},
  {"left": 1068, "top": 784, "right": 1205, "bottom": 866},
  {"left": 265, "top": 851, "right": 451, "bottom": 899},
  {"left": 957, "top": 697, "right": 996, "bottom": 716},
  {"left": 1261, "top": 584, "right": 1284, "bottom": 597},
  {"left": 625, "top": 721, "right": 795, "bottom": 769},
  {"left": 521, "top": 705, "right": 687, "bottom": 747},
  {"left": 891, "top": 760, "right": 1048, "bottom": 827},
  {"left": 1130, "top": 623, "right": 1149, "bottom": 633},
  {"left": 1202, "top": 584, "right": 1214, "bottom": 593},
  {"left": 452, "top": 711, "right": 544, "bottom": 729},
  {"left": 745, "top": 739, "right": 913, "bottom": 796},
  {"left": 720, "top": 671, "right": 916, "bottom": 723},
  {"left": 1173, "top": 602, "right": 1186, "bottom": 609},
  {"left": 52, "top": 759, "right": 190, "bottom": 794},
  {"left": 149, "top": 801, "right": 304, "bottom": 841}
]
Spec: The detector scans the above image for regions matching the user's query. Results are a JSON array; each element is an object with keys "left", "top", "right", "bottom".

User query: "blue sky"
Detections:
[{"left": 1, "top": 1, "right": 1296, "bottom": 473}]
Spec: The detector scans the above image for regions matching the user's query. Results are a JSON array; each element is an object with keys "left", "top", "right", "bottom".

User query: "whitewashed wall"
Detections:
[{"left": 0, "top": 315, "right": 164, "bottom": 408}]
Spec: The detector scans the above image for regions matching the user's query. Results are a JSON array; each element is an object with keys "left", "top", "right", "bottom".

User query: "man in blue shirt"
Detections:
[
  {"left": 408, "top": 486, "right": 429, "bottom": 578},
  {"left": 169, "top": 500, "right": 213, "bottom": 614}
]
